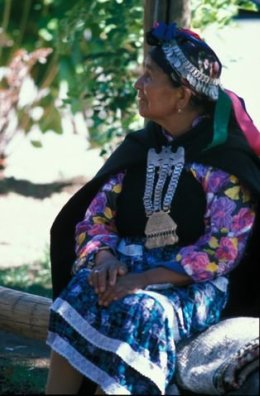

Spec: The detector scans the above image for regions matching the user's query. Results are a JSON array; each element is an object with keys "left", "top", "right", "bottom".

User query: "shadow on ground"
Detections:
[
  {"left": 0, "top": 176, "right": 86, "bottom": 199},
  {"left": 0, "top": 330, "right": 50, "bottom": 394}
]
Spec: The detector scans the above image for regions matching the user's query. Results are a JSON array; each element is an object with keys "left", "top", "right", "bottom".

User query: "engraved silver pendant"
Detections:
[{"left": 144, "top": 211, "right": 179, "bottom": 249}]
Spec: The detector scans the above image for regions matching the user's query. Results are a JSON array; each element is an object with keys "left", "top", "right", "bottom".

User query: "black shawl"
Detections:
[{"left": 50, "top": 119, "right": 260, "bottom": 318}]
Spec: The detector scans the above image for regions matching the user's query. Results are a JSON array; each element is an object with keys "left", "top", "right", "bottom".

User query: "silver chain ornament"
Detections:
[{"left": 143, "top": 146, "right": 185, "bottom": 249}]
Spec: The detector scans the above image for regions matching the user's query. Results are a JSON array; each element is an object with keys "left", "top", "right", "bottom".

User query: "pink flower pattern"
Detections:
[
  {"left": 182, "top": 251, "right": 211, "bottom": 280},
  {"left": 216, "top": 237, "right": 238, "bottom": 261},
  {"left": 73, "top": 173, "right": 125, "bottom": 273},
  {"left": 73, "top": 163, "right": 256, "bottom": 281},
  {"left": 232, "top": 207, "right": 255, "bottom": 234}
]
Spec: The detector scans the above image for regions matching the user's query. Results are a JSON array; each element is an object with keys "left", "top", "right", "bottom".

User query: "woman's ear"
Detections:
[{"left": 176, "top": 86, "right": 193, "bottom": 111}]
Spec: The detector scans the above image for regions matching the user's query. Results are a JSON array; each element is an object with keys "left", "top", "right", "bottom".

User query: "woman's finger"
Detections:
[
  {"left": 118, "top": 264, "right": 128, "bottom": 275},
  {"left": 109, "top": 263, "right": 128, "bottom": 286},
  {"left": 92, "top": 269, "right": 101, "bottom": 292},
  {"left": 108, "top": 266, "right": 118, "bottom": 286},
  {"left": 98, "top": 286, "right": 117, "bottom": 306},
  {"left": 97, "top": 268, "right": 107, "bottom": 293}
]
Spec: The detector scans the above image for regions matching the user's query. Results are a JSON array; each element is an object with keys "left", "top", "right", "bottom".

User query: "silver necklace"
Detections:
[{"left": 143, "top": 145, "right": 185, "bottom": 249}]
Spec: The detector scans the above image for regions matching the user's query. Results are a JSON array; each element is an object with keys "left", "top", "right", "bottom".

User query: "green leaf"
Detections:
[{"left": 30, "top": 140, "right": 43, "bottom": 148}]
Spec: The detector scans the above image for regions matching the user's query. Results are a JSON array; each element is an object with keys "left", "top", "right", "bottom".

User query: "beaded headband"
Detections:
[
  {"left": 147, "top": 22, "right": 222, "bottom": 101},
  {"left": 146, "top": 22, "right": 260, "bottom": 155},
  {"left": 162, "top": 41, "right": 220, "bottom": 100}
]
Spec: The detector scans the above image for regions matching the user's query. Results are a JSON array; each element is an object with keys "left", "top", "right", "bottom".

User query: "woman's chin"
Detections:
[{"left": 138, "top": 104, "right": 149, "bottom": 118}]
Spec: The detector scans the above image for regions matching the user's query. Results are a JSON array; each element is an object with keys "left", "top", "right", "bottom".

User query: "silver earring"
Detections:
[{"left": 177, "top": 108, "right": 182, "bottom": 114}]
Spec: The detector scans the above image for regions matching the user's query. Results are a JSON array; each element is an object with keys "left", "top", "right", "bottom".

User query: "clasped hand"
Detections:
[{"left": 88, "top": 259, "right": 145, "bottom": 307}]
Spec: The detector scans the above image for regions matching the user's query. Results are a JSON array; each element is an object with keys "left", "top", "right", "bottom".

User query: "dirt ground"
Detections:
[
  {"left": 0, "top": 176, "right": 86, "bottom": 268},
  {"left": 0, "top": 135, "right": 104, "bottom": 391},
  {"left": 0, "top": 177, "right": 88, "bottom": 367},
  {"left": 0, "top": 329, "right": 50, "bottom": 367},
  {"left": 0, "top": 328, "right": 50, "bottom": 394}
]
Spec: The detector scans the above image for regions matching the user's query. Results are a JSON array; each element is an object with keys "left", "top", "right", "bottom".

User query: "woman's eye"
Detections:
[{"left": 143, "top": 72, "right": 152, "bottom": 82}]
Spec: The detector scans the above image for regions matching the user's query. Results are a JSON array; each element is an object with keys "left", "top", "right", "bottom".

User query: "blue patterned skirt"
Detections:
[{"left": 47, "top": 239, "right": 228, "bottom": 395}]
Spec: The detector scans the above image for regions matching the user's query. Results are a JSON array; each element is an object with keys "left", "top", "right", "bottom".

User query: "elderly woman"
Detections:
[{"left": 45, "top": 22, "right": 260, "bottom": 395}]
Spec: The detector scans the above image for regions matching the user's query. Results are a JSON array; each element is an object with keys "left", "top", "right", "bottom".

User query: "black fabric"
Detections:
[
  {"left": 50, "top": 130, "right": 147, "bottom": 300},
  {"left": 117, "top": 165, "right": 206, "bottom": 244},
  {"left": 50, "top": 119, "right": 260, "bottom": 319},
  {"left": 149, "top": 46, "right": 182, "bottom": 86},
  {"left": 50, "top": 118, "right": 211, "bottom": 299},
  {"left": 50, "top": 118, "right": 260, "bottom": 396},
  {"left": 222, "top": 203, "right": 260, "bottom": 318},
  {"left": 146, "top": 23, "right": 222, "bottom": 79}
]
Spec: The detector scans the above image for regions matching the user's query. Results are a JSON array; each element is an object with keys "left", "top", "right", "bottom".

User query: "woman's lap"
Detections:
[{"left": 47, "top": 268, "right": 227, "bottom": 394}]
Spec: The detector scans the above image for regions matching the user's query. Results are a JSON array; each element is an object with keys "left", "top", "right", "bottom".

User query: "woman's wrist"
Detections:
[
  {"left": 141, "top": 267, "right": 191, "bottom": 287},
  {"left": 139, "top": 271, "right": 150, "bottom": 288},
  {"left": 95, "top": 248, "right": 116, "bottom": 266}
]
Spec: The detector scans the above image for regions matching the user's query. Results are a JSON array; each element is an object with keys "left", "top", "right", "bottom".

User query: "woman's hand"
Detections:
[
  {"left": 88, "top": 250, "right": 128, "bottom": 294},
  {"left": 97, "top": 272, "right": 146, "bottom": 307}
]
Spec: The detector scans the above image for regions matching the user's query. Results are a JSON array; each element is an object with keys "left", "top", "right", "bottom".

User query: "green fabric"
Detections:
[{"left": 205, "top": 89, "right": 232, "bottom": 150}]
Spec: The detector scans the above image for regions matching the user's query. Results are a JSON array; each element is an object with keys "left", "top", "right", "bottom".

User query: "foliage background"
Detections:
[
  {"left": 0, "top": 2, "right": 259, "bottom": 394},
  {"left": 0, "top": 0, "right": 144, "bottom": 161},
  {"left": 0, "top": 0, "right": 259, "bottom": 162}
]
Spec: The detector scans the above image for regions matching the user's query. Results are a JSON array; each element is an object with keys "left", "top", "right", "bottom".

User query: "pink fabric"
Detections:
[
  {"left": 73, "top": 166, "right": 256, "bottom": 282},
  {"left": 225, "top": 89, "right": 260, "bottom": 156}
]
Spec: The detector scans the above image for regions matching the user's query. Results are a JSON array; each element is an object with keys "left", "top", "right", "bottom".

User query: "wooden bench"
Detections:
[{"left": 0, "top": 286, "right": 50, "bottom": 341}]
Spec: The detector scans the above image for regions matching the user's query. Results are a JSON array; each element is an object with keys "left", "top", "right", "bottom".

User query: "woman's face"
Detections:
[{"left": 134, "top": 55, "right": 180, "bottom": 123}]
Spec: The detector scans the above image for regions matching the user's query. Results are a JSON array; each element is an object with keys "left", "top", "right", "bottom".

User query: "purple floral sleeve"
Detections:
[
  {"left": 73, "top": 163, "right": 256, "bottom": 282},
  {"left": 175, "top": 164, "right": 256, "bottom": 281},
  {"left": 72, "top": 172, "right": 125, "bottom": 273}
]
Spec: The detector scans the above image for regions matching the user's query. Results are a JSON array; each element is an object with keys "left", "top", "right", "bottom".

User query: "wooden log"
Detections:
[
  {"left": 0, "top": 286, "right": 51, "bottom": 341},
  {"left": 143, "top": 0, "right": 191, "bottom": 59},
  {"left": 168, "top": 0, "right": 191, "bottom": 27}
]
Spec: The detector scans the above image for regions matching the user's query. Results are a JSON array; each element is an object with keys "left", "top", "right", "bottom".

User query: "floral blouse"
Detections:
[{"left": 73, "top": 163, "right": 256, "bottom": 282}]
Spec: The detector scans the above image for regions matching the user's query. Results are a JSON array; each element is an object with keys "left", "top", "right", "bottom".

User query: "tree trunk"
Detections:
[
  {"left": 143, "top": 0, "right": 191, "bottom": 58},
  {"left": 0, "top": 286, "right": 51, "bottom": 341},
  {"left": 168, "top": 0, "right": 191, "bottom": 27}
]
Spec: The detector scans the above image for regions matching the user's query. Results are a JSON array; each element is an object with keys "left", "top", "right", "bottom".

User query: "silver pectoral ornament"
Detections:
[
  {"left": 143, "top": 145, "right": 185, "bottom": 249},
  {"left": 144, "top": 210, "right": 179, "bottom": 249}
]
